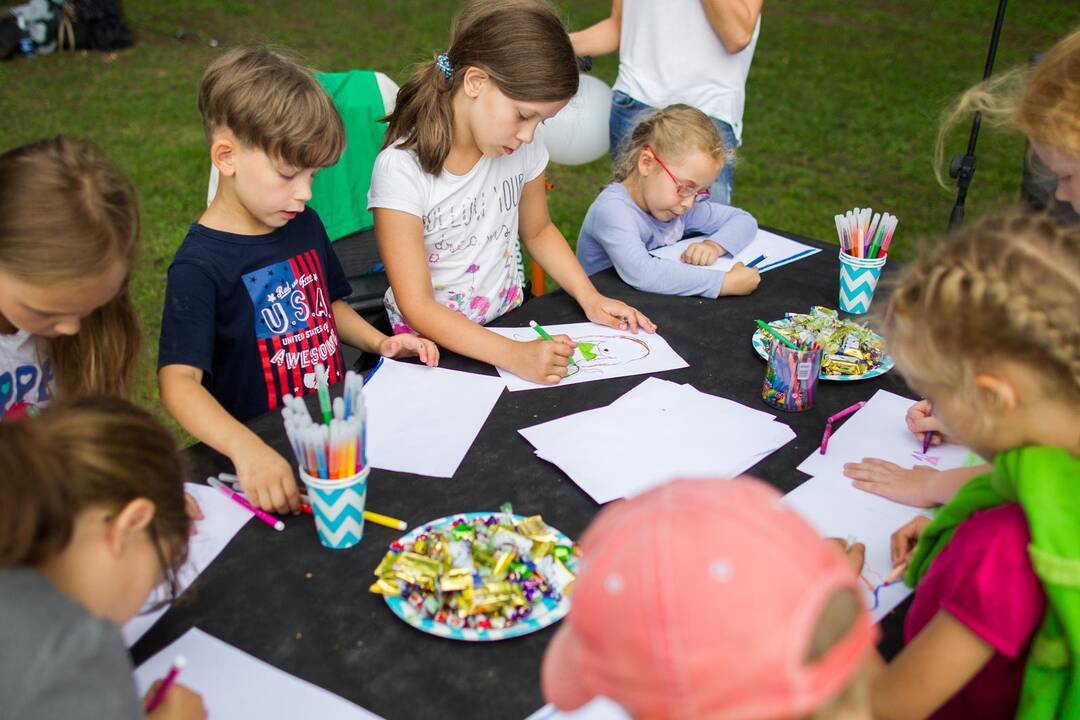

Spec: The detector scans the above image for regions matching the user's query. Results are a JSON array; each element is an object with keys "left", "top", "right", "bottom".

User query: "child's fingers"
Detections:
[
  {"left": 550, "top": 335, "right": 576, "bottom": 355},
  {"left": 283, "top": 475, "right": 302, "bottom": 514},
  {"left": 846, "top": 542, "right": 866, "bottom": 573},
  {"left": 267, "top": 484, "right": 292, "bottom": 516}
]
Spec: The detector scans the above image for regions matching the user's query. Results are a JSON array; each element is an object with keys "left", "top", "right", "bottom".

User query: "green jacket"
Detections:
[{"left": 906, "top": 446, "right": 1080, "bottom": 718}]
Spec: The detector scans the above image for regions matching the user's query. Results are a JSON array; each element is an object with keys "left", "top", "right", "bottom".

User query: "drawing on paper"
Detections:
[
  {"left": 911, "top": 451, "right": 941, "bottom": 466},
  {"left": 511, "top": 333, "right": 652, "bottom": 376}
]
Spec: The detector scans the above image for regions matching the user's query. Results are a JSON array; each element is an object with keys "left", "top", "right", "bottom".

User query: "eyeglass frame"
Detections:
[
  {"left": 642, "top": 144, "right": 712, "bottom": 202},
  {"left": 138, "top": 521, "right": 180, "bottom": 615}
]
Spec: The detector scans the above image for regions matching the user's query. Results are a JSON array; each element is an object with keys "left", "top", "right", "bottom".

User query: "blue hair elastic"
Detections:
[{"left": 436, "top": 52, "right": 453, "bottom": 82}]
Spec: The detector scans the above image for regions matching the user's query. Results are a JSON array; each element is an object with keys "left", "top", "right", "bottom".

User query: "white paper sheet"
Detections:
[
  {"left": 648, "top": 228, "right": 821, "bottom": 273},
  {"left": 122, "top": 483, "right": 252, "bottom": 646},
  {"left": 783, "top": 472, "right": 931, "bottom": 622},
  {"left": 135, "top": 627, "right": 382, "bottom": 719},
  {"left": 526, "top": 698, "right": 630, "bottom": 720},
  {"left": 362, "top": 358, "right": 505, "bottom": 477},
  {"left": 520, "top": 378, "right": 794, "bottom": 503},
  {"left": 797, "top": 389, "right": 977, "bottom": 479},
  {"left": 486, "top": 323, "right": 688, "bottom": 392}
]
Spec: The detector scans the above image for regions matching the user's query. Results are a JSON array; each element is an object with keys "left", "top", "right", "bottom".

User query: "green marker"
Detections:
[
  {"left": 529, "top": 320, "right": 577, "bottom": 367},
  {"left": 316, "top": 363, "right": 332, "bottom": 424},
  {"left": 755, "top": 319, "right": 799, "bottom": 350}
]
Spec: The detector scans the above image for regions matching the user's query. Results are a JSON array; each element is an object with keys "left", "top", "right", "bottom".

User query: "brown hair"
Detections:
[
  {"left": 880, "top": 210, "right": 1080, "bottom": 424},
  {"left": 613, "top": 104, "right": 730, "bottom": 183},
  {"left": 804, "top": 589, "right": 870, "bottom": 719},
  {"left": 383, "top": 0, "right": 579, "bottom": 175},
  {"left": 199, "top": 45, "right": 345, "bottom": 169},
  {"left": 935, "top": 27, "right": 1080, "bottom": 186},
  {"left": 0, "top": 396, "right": 190, "bottom": 572},
  {"left": 0, "top": 137, "right": 141, "bottom": 398}
]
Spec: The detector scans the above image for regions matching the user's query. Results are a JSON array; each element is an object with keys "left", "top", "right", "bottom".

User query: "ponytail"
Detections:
[{"left": 383, "top": 0, "right": 579, "bottom": 175}]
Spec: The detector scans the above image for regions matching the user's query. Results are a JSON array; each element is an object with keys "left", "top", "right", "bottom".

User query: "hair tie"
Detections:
[{"left": 435, "top": 52, "right": 453, "bottom": 82}]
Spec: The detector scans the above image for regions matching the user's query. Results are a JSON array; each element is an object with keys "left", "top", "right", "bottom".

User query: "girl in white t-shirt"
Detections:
[{"left": 370, "top": 0, "right": 656, "bottom": 385}]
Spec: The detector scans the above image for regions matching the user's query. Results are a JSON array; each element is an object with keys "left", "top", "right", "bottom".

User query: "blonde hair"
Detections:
[
  {"left": 383, "top": 0, "right": 579, "bottom": 175},
  {"left": 935, "top": 27, "right": 1080, "bottom": 186},
  {"left": 613, "top": 104, "right": 730, "bottom": 183},
  {"left": 880, "top": 210, "right": 1080, "bottom": 425},
  {"left": 0, "top": 396, "right": 190, "bottom": 573},
  {"left": 805, "top": 589, "right": 870, "bottom": 720},
  {"left": 0, "top": 137, "right": 141, "bottom": 398},
  {"left": 198, "top": 46, "right": 345, "bottom": 168}
]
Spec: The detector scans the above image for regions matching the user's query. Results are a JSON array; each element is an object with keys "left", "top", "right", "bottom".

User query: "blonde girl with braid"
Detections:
[
  {"left": 845, "top": 27, "right": 1080, "bottom": 506},
  {"left": 860, "top": 211, "right": 1080, "bottom": 719},
  {"left": 370, "top": 0, "right": 656, "bottom": 386}
]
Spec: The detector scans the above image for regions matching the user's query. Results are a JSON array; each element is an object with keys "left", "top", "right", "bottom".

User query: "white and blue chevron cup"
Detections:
[
  {"left": 300, "top": 468, "right": 368, "bottom": 550},
  {"left": 838, "top": 250, "right": 887, "bottom": 315}
]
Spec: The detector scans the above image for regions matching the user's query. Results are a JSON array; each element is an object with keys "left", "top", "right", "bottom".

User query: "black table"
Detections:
[{"left": 133, "top": 230, "right": 914, "bottom": 719}]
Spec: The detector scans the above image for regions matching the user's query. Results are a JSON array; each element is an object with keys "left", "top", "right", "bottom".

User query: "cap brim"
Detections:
[{"left": 542, "top": 624, "right": 596, "bottom": 711}]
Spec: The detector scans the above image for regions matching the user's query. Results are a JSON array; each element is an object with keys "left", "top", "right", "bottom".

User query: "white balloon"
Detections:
[{"left": 536, "top": 74, "right": 613, "bottom": 166}]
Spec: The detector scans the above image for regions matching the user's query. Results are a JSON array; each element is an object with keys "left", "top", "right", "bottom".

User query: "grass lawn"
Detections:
[{"left": 1, "top": 0, "right": 1077, "bottom": 434}]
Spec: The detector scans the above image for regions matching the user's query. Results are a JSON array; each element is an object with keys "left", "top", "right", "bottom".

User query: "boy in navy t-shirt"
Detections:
[{"left": 159, "top": 47, "right": 438, "bottom": 515}]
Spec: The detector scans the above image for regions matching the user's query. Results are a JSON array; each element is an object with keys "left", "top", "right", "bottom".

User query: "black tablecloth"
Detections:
[{"left": 133, "top": 229, "right": 914, "bottom": 720}]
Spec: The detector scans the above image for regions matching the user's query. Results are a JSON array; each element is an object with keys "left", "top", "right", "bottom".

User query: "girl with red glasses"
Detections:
[{"left": 576, "top": 104, "right": 761, "bottom": 298}]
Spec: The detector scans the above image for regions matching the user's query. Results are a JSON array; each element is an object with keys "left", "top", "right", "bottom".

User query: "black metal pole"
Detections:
[{"left": 948, "top": 0, "right": 1009, "bottom": 230}]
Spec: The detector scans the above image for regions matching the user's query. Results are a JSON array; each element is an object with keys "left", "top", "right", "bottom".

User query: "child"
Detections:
[
  {"left": 866, "top": 211, "right": 1080, "bottom": 718},
  {"left": 158, "top": 47, "right": 438, "bottom": 515},
  {"left": 369, "top": 0, "right": 655, "bottom": 387},
  {"left": 0, "top": 397, "right": 205, "bottom": 719},
  {"left": 576, "top": 104, "right": 761, "bottom": 299},
  {"left": 937, "top": 27, "right": 1080, "bottom": 214},
  {"left": 542, "top": 477, "right": 877, "bottom": 720},
  {"left": 0, "top": 137, "right": 141, "bottom": 420}
]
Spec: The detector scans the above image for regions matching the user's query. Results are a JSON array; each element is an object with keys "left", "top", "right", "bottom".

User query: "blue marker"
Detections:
[
  {"left": 746, "top": 252, "right": 768, "bottom": 269},
  {"left": 363, "top": 356, "right": 385, "bottom": 386}
]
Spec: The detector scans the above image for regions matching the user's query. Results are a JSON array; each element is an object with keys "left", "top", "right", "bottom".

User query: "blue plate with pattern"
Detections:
[
  {"left": 752, "top": 318, "right": 894, "bottom": 382},
  {"left": 383, "top": 512, "right": 577, "bottom": 642}
]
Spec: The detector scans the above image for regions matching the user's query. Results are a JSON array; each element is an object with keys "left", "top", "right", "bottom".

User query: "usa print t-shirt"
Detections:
[
  {"left": 368, "top": 139, "right": 549, "bottom": 334},
  {"left": 158, "top": 208, "right": 351, "bottom": 422},
  {"left": 0, "top": 330, "right": 52, "bottom": 421}
]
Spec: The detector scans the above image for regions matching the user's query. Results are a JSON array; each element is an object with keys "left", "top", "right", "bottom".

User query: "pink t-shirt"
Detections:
[{"left": 904, "top": 503, "right": 1045, "bottom": 719}]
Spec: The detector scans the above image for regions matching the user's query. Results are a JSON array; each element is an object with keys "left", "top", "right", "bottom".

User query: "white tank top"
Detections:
[{"left": 614, "top": 0, "right": 760, "bottom": 144}]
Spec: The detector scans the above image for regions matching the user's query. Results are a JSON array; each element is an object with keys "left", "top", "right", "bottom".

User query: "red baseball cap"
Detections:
[{"left": 542, "top": 477, "right": 876, "bottom": 719}]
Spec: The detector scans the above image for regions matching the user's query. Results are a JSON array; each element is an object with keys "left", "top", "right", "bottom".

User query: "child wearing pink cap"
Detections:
[{"left": 541, "top": 476, "right": 877, "bottom": 720}]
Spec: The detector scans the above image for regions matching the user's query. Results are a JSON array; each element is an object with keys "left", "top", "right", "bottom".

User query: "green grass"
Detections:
[{"left": 2, "top": 1, "right": 1076, "bottom": 431}]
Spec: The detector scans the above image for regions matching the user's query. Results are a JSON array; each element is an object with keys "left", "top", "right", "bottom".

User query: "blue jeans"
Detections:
[{"left": 609, "top": 90, "right": 737, "bottom": 206}]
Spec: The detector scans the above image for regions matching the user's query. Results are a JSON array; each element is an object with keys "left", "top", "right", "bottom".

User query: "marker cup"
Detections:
[
  {"left": 299, "top": 468, "right": 368, "bottom": 550},
  {"left": 838, "top": 250, "right": 887, "bottom": 315},
  {"left": 761, "top": 339, "right": 823, "bottom": 412}
]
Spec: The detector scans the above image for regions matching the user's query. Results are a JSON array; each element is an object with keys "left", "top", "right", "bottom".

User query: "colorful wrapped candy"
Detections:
[
  {"left": 767, "top": 307, "right": 887, "bottom": 377},
  {"left": 370, "top": 503, "right": 577, "bottom": 632}
]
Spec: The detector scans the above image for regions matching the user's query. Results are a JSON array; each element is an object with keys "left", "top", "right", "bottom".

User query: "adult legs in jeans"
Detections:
[{"left": 710, "top": 118, "right": 738, "bottom": 206}]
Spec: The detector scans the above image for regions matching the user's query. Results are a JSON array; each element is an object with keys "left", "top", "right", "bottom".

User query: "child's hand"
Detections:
[
  {"left": 230, "top": 437, "right": 301, "bottom": 515},
  {"left": 511, "top": 336, "right": 576, "bottom": 384},
  {"left": 183, "top": 491, "right": 204, "bottom": 536},
  {"left": 719, "top": 262, "right": 761, "bottom": 296},
  {"left": 891, "top": 515, "right": 932, "bottom": 567},
  {"left": 145, "top": 681, "right": 206, "bottom": 720},
  {"left": 680, "top": 240, "right": 723, "bottom": 266},
  {"left": 906, "top": 400, "right": 946, "bottom": 444},
  {"left": 378, "top": 333, "right": 440, "bottom": 367},
  {"left": 582, "top": 294, "right": 657, "bottom": 334},
  {"left": 826, "top": 538, "right": 866, "bottom": 574},
  {"left": 845, "top": 459, "right": 940, "bottom": 508}
]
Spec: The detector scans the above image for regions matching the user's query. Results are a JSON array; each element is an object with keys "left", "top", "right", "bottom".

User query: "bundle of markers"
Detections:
[
  {"left": 834, "top": 207, "right": 897, "bottom": 259},
  {"left": 281, "top": 364, "right": 367, "bottom": 480},
  {"left": 757, "top": 320, "right": 822, "bottom": 412}
]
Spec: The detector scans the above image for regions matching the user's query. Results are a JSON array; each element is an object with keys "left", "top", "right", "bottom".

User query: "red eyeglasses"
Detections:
[{"left": 643, "top": 144, "right": 712, "bottom": 202}]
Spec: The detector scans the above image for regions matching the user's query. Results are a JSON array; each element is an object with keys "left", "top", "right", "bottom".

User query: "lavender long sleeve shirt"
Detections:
[{"left": 576, "top": 183, "right": 758, "bottom": 298}]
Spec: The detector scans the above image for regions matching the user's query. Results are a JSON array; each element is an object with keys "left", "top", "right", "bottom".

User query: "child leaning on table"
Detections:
[
  {"left": 865, "top": 210, "right": 1080, "bottom": 719},
  {"left": 0, "top": 397, "right": 205, "bottom": 720},
  {"left": 369, "top": 0, "right": 655, "bottom": 387},
  {"left": 575, "top": 104, "right": 761, "bottom": 299},
  {"left": 542, "top": 477, "right": 877, "bottom": 720},
  {"left": 158, "top": 46, "right": 438, "bottom": 516}
]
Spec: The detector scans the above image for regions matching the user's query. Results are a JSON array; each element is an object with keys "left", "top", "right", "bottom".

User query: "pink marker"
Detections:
[
  {"left": 208, "top": 477, "right": 284, "bottom": 531},
  {"left": 144, "top": 655, "right": 186, "bottom": 712},
  {"left": 819, "top": 400, "right": 867, "bottom": 455}
]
